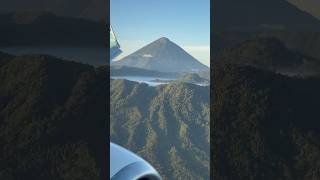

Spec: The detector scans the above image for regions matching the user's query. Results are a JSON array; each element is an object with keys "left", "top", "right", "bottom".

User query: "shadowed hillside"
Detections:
[
  {"left": 216, "top": 37, "right": 320, "bottom": 76},
  {"left": 213, "top": 0, "right": 320, "bottom": 62},
  {"left": 214, "top": 31, "right": 320, "bottom": 62},
  {"left": 212, "top": 63, "right": 320, "bottom": 180},
  {"left": 0, "top": 53, "right": 107, "bottom": 179},
  {"left": 212, "top": 0, "right": 320, "bottom": 179},
  {"left": 110, "top": 79, "right": 209, "bottom": 179},
  {"left": 214, "top": 0, "right": 320, "bottom": 31},
  {"left": 0, "top": 0, "right": 106, "bottom": 21},
  {"left": 0, "top": 12, "right": 106, "bottom": 46}
]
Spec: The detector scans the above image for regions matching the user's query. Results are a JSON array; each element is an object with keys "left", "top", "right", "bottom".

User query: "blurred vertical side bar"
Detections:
[{"left": 106, "top": 0, "right": 111, "bottom": 179}]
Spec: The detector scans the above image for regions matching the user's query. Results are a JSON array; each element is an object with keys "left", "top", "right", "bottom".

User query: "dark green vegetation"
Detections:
[
  {"left": 212, "top": 5, "right": 320, "bottom": 175},
  {"left": 213, "top": 0, "right": 320, "bottom": 179},
  {"left": 216, "top": 37, "right": 320, "bottom": 76},
  {"left": 178, "top": 73, "right": 209, "bottom": 84},
  {"left": 212, "top": 63, "right": 320, "bottom": 180},
  {"left": 214, "top": 31, "right": 320, "bottom": 61},
  {"left": 212, "top": 35, "right": 320, "bottom": 180},
  {"left": 0, "top": 52, "right": 107, "bottom": 179},
  {"left": 0, "top": 12, "right": 106, "bottom": 46},
  {"left": 110, "top": 79, "right": 210, "bottom": 179}
]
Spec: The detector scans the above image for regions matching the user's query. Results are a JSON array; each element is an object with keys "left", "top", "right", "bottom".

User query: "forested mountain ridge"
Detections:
[
  {"left": 212, "top": 0, "right": 320, "bottom": 179},
  {"left": 213, "top": 0, "right": 320, "bottom": 64},
  {"left": 212, "top": 63, "right": 320, "bottom": 180},
  {"left": 216, "top": 37, "right": 320, "bottom": 76},
  {"left": 110, "top": 79, "right": 210, "bottom": 179},
  {"left": 0, "top": 53, "right": 107, "bottom": 179},
  {"left": 213, "top": 31, "right": 320, "bottom": 62}
]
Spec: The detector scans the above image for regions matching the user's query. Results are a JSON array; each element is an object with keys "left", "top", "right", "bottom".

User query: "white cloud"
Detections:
[{"left": 142, "top": 54, "right": 153, "bottom": 58}]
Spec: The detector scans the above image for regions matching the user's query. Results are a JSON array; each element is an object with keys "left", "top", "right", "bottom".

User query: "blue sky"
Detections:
[{"left": 111, "top": 0, "right": 210, "bottom": 67}]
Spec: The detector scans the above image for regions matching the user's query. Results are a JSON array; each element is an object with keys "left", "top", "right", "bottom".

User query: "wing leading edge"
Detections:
[{"left": 110, "top": 25, "right": 122, "bottom": 60}]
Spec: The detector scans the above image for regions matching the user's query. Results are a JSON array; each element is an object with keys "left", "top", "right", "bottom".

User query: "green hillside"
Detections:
[
  {"left": 178, "top": 73, "right": 209, "bottom": 84},
  {"left": 212, "top": 63, "right": 320, "bottom": 180},
  {"left": 216, "top": 36, "right": 320, "bottom": 76},
  {"left": 0, "top": 53, "right": 107, "bottom": 179},
  {"left": 110, "top": 79, "right": 210, "bottom": 179}
]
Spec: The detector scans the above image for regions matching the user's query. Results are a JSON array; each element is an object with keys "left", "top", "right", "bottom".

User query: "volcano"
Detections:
[{"left": 112, "top": 37, "right": 209, "bottom": 73}]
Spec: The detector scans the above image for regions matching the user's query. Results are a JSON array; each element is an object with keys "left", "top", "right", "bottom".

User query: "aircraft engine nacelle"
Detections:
[{"left": 110, "top": 143, "right": 162, "bottom": 180}]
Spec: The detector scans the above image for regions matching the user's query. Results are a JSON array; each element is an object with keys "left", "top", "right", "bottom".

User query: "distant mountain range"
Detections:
[
  {"left": 111, "top": 65, "right": 210, "bottom": 80},
  {"left": 214, "top": 0, "right": 320, "bottom": 31},
  {"left": 110, "top": 79, "right": 209, "bottom": 179},
  {"left": 150, "top": 73, "right": 210, "bottom": 86},
  {"left": 216, "top": 37, "right": 320, "bottom": 76},
  {"left": 207, "top": 0, "right": 320, "bottom": 80},
  {"left": 0, "top": 0, "right": 106, "bottom": 21},
  {"left": 112, "top": 37, "right": 209, "bottom": 73},
  {"left": 213, "top": 0, "right": 320, "bottom": 73},
  {"left": 0, "top": 12, "right": 106, "bottom": 46},
  {"left": 111, "top": 65, "right": 175, "bottom": 78}
]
